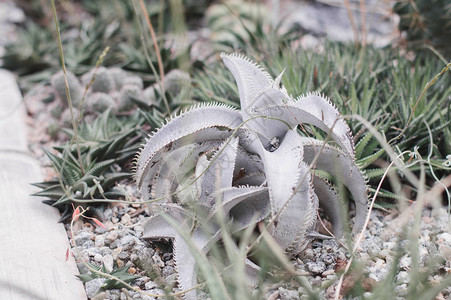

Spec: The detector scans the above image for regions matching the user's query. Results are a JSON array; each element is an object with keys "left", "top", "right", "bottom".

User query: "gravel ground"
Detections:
[{"left": 65, "top": 200, "right": 451, "bottom": 299}]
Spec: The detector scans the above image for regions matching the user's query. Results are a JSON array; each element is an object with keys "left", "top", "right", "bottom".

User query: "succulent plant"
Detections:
[
  {"left": 141, "top": 69, "right": 191, "bottom": 110},
  {"left": 47, "top": 67, "right": 145, "bottom": 125},
  {"left": 33, "top": 147, "right": 130, "bottom": 222},
  {"left": 77, "top": 262, "right": 140, "bottom": 292},
  {"left": 50, "top": 70, "right": 83, "bottom": 107},
  {"left": 134, "top": 53, "right": 369, "bottom": 298},
  {"left": 33, "top": 110, "right": 142, "bottom": 221}
]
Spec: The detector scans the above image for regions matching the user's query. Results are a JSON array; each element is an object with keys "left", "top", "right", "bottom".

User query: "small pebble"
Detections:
[
  {"left": 95, "top": 235, "right": 105, "bottom": 248},
  {"left": 85, "top": 278, "right": 106, "bottom": 298},
  {"left": 106, "top": 230, "right": 119, "bottom": 244},
  {"left": 121, "top": 213, "right": 132, "bottom": 225},
  {"left": 116, "top": 258, "right": 125, "bottom": 268},
  {"left": 307, "top": 261, "right": 326, "bottom": 274},
  {"left": 74, "top": 231, "right": 93, "bottom": 246},
  {"left": 152, "top": 253, "right": 165, "bottom": 268},
  {"left": 145, "top": 281, "right": 157, "bottom": 290},
  {"left": 103, "top": 254, "right": 114, "bottom": 273},
  {"left": 94, "top": 253, "right": 103, "bottom": 262}
]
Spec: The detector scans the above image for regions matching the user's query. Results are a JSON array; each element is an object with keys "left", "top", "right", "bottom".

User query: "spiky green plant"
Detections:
[
  {"left": 32, "top": 146, "right": 130, "bottom": 222},
  {"left": 58, "top": 110, "right": 143, "bottom": 164},
  {"left": 77, "top": 262, "right": 140, "bottom": 292}
]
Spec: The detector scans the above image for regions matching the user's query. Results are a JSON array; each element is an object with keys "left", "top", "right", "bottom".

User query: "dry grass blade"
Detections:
[
  {"left": 343, "top": 0, "right": 360, "bottom": 47},
  {"left": 137, "top": 0, "right": 170, "bottom": 114}
]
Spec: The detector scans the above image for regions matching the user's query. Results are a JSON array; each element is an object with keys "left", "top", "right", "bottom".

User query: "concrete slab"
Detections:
[
  {"left": 0, "top": 69, "right": 28, "bottom": 151},
  {"left": 0, "top": 70, "right": 87, "bottom": 299}
]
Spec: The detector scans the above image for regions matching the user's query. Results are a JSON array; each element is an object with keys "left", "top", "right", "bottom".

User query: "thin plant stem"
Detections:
[
  {"left": 50, "top": 0, "right": 84, "bottom": 173},
  {"left": 75, "top": 47, "right": 110, "bottom": 127},
  {"left": 343, "top": 0, "right": 360, "bottom": 47},
  {"left": 359, "top": 0, "right": 367, "bottom": 48},
  {"left": 138, "top": 0, "right": 171, "bottom": 115}
]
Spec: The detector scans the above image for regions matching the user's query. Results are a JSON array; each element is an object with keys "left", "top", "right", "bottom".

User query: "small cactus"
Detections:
[
  {"left": 165, "top": 69, "right": 191, "bottom": 95},
  {"left": 86, "top": 92, "right": 117, "bottom": 113},
  {"left": 49, "top": 67, "right": 147, "bottom": 117},
  {"left": 142, "top": 69, "right": 190, "bottom": 107},
  {"left": 117, "top": 84, "right": 141, "bottom": 111},
  {"left": 50, "top": 70, "right": 82, "bottom": 107},
  {"left": 61, "top": 107, "right": 80, "bottom": 128},
  {"left": 123, "top": 75, "right": 144, "bottom": 90},
  {"left": 90, "top": 67, "right": 115, "bottom": 93},
  {"left": 109, "top": 68, "right": 128, "bottom": 90}
]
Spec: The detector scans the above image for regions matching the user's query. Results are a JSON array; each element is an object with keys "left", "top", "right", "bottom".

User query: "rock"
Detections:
[
  {"left": 87, "top": 247, "right": 101, "bottom": 257},
  {"left": 105, "top": 230, "right": 119, "bottom": 244},
  {"left": 118, "top": 251, "right": 130, "bottom": 260},
  {"left": 110, "top": 240, "right": 120, "bottom": 249},
  {"left": 307, "top": 261, "right": 326, "bottom": 274},
  {"left": 322, "top": 269, "right": 335, "bottom": 276},
  {"left": 77, "top": 262, "right": 89, "bottom": 275},
  {"left": 134, "top": 276, "right": 150, "bottom": 287},
  {"left": 399, "top": 255, "right": 411, "bottom": 270},
  {"left": 396, "top": 271, "right": 409, "bottom": 283},
  {"left": 91, "top": 292, "right": 107, "bottom": 300},
  {"left": 105, "top": 290, "right": 121, "bottom": 300},
  {"left": 278, "top": 287, "right": 300, "bottom": 300},
  {"left": 82, "top": 240, "right": 94, "bottom": 248},
  {"left": 117, "top": 259, "right": 125, "bottom": 268},
  {"left": 100, "top": 246, "right": 112, "bottom": 256},
  {"left": 103, "top": 254, "right": 114, "bottom": 273},
  {"left": 137, "top": 248, "right": 156, "bottom": 272},
  {"left": 152, "top": 253, "right": 165, "bottom": 268},
  {"left": 94, "top": 253, "right": 103, "bottom": 263},
  {"left": 130, "top": 253, "right": 139, "bottom": 263},
  {"left": 134, "top": 225, "right": 144, "bottom": 236},
  {"left": 439, "top": 245, "right": 451, "bottom": 260},
  {"left": 162, "top": 265, "right": 175, "bottom": 278},
  {"left": 74, "top": 231, "right": 93, "bottom": 246},
  {"left": 85, "top": 278, "right": 106, "bottom": 298},
  {"left": 145, "top": 281, "right": 158, "bottom": 290},
  {"left": 121, "top": 235, "right": 136, "bottom": 251},
  {"left": 95, "top": 235, "right": 105, "bottom": 248},
  {"left": 121, "top": 213, "right": 132, "bottom": 225},
  {"left": 120, "top": 291, "right": 127, "bottom": 300},
  {"left": 438, "top": 233, "right": 451, "bottom": 246},
  {"left": 322, "top": 239, "right": 338, "bottom": 251},
  {"left": 320, "top": 253, "right": 335, "bottom": 265},
  {"left": 378, "top": 248, "right": 389, "bottom": 259},
  {"left": 111, "top": 246, "right": 123, "bottom": 260}
]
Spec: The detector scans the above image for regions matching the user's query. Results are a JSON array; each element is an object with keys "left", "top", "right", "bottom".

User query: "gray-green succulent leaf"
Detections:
[{"left": 135, "top": 53, "right": 369, "bottom": 299}]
